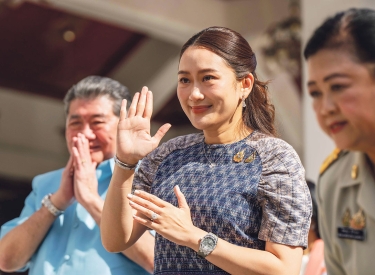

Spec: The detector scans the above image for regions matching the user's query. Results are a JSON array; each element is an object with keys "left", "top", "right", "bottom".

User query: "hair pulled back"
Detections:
[
  {"left": 180, "top": 26, "right": 276, "bottom": 136},
  {"left": 304, "top": 8, "right": 375, "bottom": 68}
]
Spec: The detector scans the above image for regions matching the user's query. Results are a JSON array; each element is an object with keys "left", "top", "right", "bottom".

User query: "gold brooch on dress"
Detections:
[
  {"left": 244, "top": 152, "right": 256, "bottom": 163},
  {"left": 233, "top": 151, "right": 256, "bottom": 163},
  {"left": 233, "top": 150, "right": 245, "bottom": 162}
]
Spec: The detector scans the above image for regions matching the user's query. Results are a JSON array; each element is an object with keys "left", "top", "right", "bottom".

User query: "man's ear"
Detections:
[{"left": 241, "top": 73, "right": 254, "bottom": 98}]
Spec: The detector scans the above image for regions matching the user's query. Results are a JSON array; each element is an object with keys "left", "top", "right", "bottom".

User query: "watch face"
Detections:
[
  {"left": 202, "top": 236, "right": 215, "bottom": 252},
  {"left": 198, "top": 233, "right": 218, "bottom": 258}
]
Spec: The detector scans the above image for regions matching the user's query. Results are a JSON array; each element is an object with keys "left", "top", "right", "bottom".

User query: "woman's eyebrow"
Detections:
[
  {"left": 307, "top": 73, "right": 351, "bottom": 86},
  {"left": 178, "top": 68, "right": 219, "bottom": 75}
]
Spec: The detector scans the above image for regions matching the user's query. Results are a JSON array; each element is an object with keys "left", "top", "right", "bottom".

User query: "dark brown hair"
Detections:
[
  {"left": 304, "top": 8, "right": 375, "bottom": 69},
  {"left": 180, "top": 26, "right": 276, "bottom": 136}
]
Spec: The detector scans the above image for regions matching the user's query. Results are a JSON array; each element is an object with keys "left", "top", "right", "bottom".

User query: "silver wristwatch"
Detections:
[
  {"left": 197, "top": 232, "right": 218, "bottom": 258},
  {"left": 41, "top": 194, "right": 64, "bottom": 217}
]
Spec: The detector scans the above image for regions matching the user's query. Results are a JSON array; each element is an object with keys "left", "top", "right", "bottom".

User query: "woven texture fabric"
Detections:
[{"left": 133, "top": 131, "right": 311, "bottom": 274}]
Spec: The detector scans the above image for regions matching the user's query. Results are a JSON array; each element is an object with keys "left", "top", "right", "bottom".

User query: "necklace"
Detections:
[
  {"left": 202, "top": 143, "right": 214, "bottom": 167},
  {"left": 202, "top": 142, "right": 228, "bottom": 168}
]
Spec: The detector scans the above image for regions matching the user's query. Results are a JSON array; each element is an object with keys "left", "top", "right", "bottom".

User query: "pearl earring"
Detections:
[{"left": 242, "top": 96, "right": 246, "bottom": 108}]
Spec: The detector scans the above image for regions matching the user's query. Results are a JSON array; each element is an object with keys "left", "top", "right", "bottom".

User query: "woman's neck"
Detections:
[{"left": 203, "top": 124, "right": 253, "bottom": 144}]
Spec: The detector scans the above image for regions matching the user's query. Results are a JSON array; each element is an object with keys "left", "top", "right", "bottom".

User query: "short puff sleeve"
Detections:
[{"left": 255, "top": 137, "right": 311, "bottom": 248}]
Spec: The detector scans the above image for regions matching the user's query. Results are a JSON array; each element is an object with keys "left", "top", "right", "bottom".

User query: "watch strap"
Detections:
[
  {"left": 197, "top": 249, "right": 207, "bottom": 258},
  {"left": 41, "top": 193, "right": 64, "bottom": 217}
]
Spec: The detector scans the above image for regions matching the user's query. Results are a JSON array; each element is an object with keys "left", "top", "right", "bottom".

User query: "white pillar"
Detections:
[{"left": 302, "top": 0, "right": 375, "bottom": 183}]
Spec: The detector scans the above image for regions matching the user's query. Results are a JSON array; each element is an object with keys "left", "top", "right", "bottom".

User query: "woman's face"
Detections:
[
  {"left": 177, "top": 46, "right": 249, "bottom": 135},
  {"left": 307, "top": 49, "right": 375, "bottom": 152}
]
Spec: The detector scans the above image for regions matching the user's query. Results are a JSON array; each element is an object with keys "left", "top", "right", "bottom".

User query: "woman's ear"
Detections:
[{"left": 241, "top": 73, "right": 254, "bottom": 98}]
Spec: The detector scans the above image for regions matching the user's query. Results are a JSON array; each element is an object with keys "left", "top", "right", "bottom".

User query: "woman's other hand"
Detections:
[{"left": 127, "top": 185, "right": 204, "bottom": 248}]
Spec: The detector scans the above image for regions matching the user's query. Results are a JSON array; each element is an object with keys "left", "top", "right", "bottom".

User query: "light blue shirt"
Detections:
[{"left": 0, "top": 159, "right": 150, "bottom": 275}]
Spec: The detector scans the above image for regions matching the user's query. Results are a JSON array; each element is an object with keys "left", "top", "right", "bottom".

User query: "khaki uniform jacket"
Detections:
[{"left": 317, "top": 151, "right": 375, "bottom": 275}]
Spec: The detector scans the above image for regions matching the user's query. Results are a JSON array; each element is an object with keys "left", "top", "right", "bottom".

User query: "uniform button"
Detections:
[{"left": 64, "top": 255, "right": 70, "bottom": 261}]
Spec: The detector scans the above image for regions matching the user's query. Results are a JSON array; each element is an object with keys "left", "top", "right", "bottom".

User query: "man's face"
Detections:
[{"left": 65, "top": 96, "right": 118, "bottom": 164}]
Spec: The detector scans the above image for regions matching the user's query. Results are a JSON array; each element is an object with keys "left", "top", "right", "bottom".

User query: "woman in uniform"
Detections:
[{"left": 304, "top": 8, "right": 375, "bottom": 275}]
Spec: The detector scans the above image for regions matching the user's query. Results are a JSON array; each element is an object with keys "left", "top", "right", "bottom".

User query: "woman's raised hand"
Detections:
[{"left": 116, "top": 86, "right": 171, "bottom": 165}]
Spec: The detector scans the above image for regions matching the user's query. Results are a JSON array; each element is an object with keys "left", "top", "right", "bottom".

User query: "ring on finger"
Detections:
[{"left": 150, "top": 212, "right": 158, "bottom": 221}]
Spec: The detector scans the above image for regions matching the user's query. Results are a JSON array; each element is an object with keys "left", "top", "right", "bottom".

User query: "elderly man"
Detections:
[{"left": 0, "top": 76, "right": 154, "bottom": 275}]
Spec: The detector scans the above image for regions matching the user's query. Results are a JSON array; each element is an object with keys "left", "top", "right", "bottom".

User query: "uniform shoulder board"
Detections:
[{"left": 319, "top": 148, "right": 343, "bottom": 175}]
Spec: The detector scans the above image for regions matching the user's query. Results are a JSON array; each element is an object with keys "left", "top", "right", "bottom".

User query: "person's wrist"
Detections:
[
  {"left": 183, "top": 227, "right": 207, "bottom": 251},
  {"left": 50, "top": 192, "right": 70, "bottom": 211},
  {"left": 197, "top": 232, "right": 218, "bottom": 258},
  {"left": 115, "top": 153, "right": 140, "bottom": 166},
  {"left": 114, "top": 155, "right": 139, "bottom": 170},
  {"left": 79, "top": 193, "right": 103, "bottom": 211},
  {"left": 42, "top": 194, "right": 64, "bottom": 217}
]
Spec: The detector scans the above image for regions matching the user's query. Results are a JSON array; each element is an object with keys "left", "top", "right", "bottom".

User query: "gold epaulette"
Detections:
[{"left": 319, "top": 148, "right": 342, "bottom": 175}]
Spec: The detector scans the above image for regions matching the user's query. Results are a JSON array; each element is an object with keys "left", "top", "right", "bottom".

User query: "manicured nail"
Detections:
[
  {"left": 127, "top": 193, "right": 133, "bottom": 199},
  {"left": 176, "top": 185, "right": 180, "bottom": 191},
  {"left": 134, "top": 190, "right": 140, "bottom": 195}
]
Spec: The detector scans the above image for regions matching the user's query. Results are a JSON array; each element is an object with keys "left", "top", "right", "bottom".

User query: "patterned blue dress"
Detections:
[{"left": 133, "top": 131, "right": 312, "bottom": 274}]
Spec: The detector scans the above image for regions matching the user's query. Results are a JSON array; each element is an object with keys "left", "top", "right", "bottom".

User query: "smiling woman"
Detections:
[
  {"left": 177, "top": 47, "right": 248, "bottom": 139},
  {"left": 101, "top": 26, "right": 312, "bottom": 275},
  {"left": 304, "top": 8, "right": 375, "bottom": 275}
]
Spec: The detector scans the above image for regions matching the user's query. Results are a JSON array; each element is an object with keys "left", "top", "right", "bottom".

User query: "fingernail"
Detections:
[
  {"left": 176, "top": 185, "right": 180, "bottom": 191},
  {"left": 127, "top": 193, "right": 133, "bottom": 199},
  {"left": 134, "top": 190, "right": 140, "bottom": 195},
  {"left": 129, "top": 201, "right": 134, "bottom": 205}
]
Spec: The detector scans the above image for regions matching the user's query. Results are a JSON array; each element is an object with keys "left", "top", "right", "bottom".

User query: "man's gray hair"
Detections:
[{"left": 63, "top": 76, "right": 132, "bottom": 116}]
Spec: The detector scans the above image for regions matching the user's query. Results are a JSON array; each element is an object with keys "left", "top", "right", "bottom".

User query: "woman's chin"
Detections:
[
  {"left": 191, "top": 124, "right": 205, "bottom": 131},
  {"left": 332, "top": 139, "right": 357, "bottom": 152},
  {"left": 188, "top": 118, "right": 208, "bottom": 131}
]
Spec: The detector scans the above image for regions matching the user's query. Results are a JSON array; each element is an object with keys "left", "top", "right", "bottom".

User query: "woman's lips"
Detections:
[
  {"left": 191, "top": 105, "right": 211, "bottom": 114},
  {"left": 329, "top": 121, "right": 347, "bottom": 134}
]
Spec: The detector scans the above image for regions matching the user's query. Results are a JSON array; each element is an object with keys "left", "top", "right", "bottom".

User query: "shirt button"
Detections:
[{"left": 64, "top": 255, "right": 70, "bottom": 261}]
